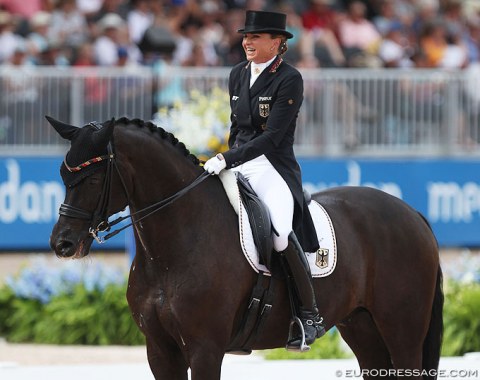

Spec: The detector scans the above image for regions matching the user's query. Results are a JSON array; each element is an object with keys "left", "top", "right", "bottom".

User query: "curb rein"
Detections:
[{"left": 59, "top": 131, "right": 211, "bottom": 244}]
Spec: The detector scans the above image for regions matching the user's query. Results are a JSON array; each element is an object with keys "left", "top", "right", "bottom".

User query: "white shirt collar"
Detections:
[
  {"left": 250, "top": 56, "right": 276, "bottom": 87},
  {"left": 251, "top": 56, "right": 276, "bottom": 75}
]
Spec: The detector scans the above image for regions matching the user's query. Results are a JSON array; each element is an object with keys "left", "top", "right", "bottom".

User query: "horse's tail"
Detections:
[{"left": 422, "top": 265, "right": 444, "bottom": 380}]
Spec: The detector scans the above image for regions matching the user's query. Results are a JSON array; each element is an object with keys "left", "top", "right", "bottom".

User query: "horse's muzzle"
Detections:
[{"left": 50, "top": 224, "right": 93, "bottom": 258}]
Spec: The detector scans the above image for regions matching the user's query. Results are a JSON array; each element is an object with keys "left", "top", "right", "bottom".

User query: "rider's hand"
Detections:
[{"left": 204, "top": 154, "right": 226, "bottom": 175}]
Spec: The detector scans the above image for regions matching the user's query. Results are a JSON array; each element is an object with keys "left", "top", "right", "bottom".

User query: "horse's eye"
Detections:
[{"left": 89, "top": 175, "right": 103, "bottom": 185}]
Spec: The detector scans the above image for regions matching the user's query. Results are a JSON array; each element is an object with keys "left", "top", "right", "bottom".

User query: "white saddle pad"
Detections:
[{"left": 219, "top": 171, "right": 337, "bottom": 278}]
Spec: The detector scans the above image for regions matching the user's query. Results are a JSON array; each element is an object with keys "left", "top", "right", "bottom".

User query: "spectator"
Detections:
[
  {"left": 36, "top": 40, "right": 70, "bottom": 65},
  {"left": 87, "top": 0, "right": 129, "bottom": 24},
  {"left": 198, "top": 0, "right": 224, "bottom": 50},
  {"left": 338, "top": 1, "right": 382, "bottom": 64},
  {"left": 216, "top": 8, "right": 245, "bottom": 65},
  {"left": 0, "top": 11, "right": 24, "bottom": 64},
  {"left": 393, "top": 0, "right": 416, "bottom": 28},
  {"left": 127, "top": 0, "right": 154, "bottom": 44},
  {"left": 93, "top": 12, "right": 126, "bottom": 66},
  {"left": 441, "top": 0, "right": 465, "bottom": 42},
  {"left": 373, "top": 0, "right": 403, "bottom": 37},
  {"left": 244, "top": 0, "right": 266, "bottom": 11},
  {"left": 0, "top": 0, "right": 44, "bottom": 20},
  {"left": 411, "top": 0, "right": 440, "bottom": 38},
  {"left": 301, "top": 0, "right": 340, "bottom": 32},
  {"left": 26, "top": 11, "right": 51, "bottom": 60},
  {"left": 419, "top": 20, "right": 446, "bottom": 67},
  {"left": 72, "top": 40, "right": 96, "bottom": 66},
  {"left": 76, "top": 0, "right": 104, "bottom": 17},
  {"left": 378, "top": 22, "right": 413, "bottom": 68},
  {"left": 276, "top": 2, "right": 310, "bottom": 64},
  {"left": 138, "top": 15, "right": 177, "bottom": 64},
  {"left": 2, "top": 44, "right": 33, "bottom": 70},
  {"left": 464, "top": 15, "right": 480, "bottom": 64},
  {"left": 419, "top": 19, "right": 467, "bottom": 68},
  {"left": 301, "top": 0, "right": 346, "bottom": 66},
  {"left": 49, "top": 0, "right": 89, "bottom": 48}
]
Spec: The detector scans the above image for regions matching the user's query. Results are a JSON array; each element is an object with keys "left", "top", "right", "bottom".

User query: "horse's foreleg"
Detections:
[
  {"left": 188, "top": 344, "right": 224, "bottom": 380},
  {"left": 146, "top": 337, "right": 189, "bottom": 380}
]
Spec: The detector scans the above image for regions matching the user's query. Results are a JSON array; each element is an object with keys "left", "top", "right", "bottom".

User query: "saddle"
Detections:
[{"left": 235, "top": 172, "right": 274, "bottom": 269}]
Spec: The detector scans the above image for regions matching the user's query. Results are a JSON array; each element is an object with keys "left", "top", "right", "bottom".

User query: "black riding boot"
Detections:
[{"left": 283, "top": 231, "right": 325, "bottom": 348}]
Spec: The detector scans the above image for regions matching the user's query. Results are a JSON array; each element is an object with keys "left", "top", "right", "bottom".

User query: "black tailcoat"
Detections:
[{"left": 222, "top": 56, "right": 319, "bottom": 252}]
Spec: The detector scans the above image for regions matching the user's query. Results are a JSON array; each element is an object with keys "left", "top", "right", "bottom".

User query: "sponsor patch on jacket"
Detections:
[
  {"left": 259, "top": 96, "right": 271, "bottom": 101},
  {"left": 259, "top": 103, "right": 269, "bottom": 117}
]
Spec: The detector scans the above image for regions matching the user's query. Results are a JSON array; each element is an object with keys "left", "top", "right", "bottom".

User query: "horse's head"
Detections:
[{"left": 47, "top": 116, "right": 127, "bottom": 258}]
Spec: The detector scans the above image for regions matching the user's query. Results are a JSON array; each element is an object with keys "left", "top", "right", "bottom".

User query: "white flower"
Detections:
[{"left": 152, "top": 87, "right": 230, "bottom": 156}]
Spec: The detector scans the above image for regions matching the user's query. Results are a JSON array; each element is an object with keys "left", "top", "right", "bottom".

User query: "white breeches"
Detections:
[{"left": 232, "top": 155, "right": 294, "bottom": 251}]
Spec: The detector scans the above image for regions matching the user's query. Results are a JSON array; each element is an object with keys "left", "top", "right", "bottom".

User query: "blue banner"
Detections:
[
  {"left": 299, "top": 158, "right": 480, "bottom": 247},
  {"left": 1, "top": 156, "right": 480, "bottom": 249}
]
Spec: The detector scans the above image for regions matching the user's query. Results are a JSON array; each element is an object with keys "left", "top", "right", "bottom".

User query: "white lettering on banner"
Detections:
[
  {"left": 0, "top": 159, "right": 64, "bottom": 224},
  {"left": 427, "top": 182, "right": 480, "bottom": 223},
  {"left": 304, "top": 161, "right": 403, "bottom": 199}
]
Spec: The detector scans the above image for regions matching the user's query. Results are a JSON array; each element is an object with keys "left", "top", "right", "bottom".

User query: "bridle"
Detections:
[{"left": 58, "top": 122, "right": 211, "bottom": 244}]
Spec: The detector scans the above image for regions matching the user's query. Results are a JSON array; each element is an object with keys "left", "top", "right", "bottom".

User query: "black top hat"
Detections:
[{"left": 237, "top": 10, "right": 294, "bottom": 39}]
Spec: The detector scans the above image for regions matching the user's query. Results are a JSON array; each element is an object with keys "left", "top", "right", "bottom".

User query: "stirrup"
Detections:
[{"left": 286, "top": 317, "right": 311, "bottom": 352}]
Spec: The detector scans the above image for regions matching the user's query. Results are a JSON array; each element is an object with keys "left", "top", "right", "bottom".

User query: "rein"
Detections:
[
  {"left": 94, "top": 168, "right": 210, "bottom": 243},
  {"left": 59, "top": 131, "right": 211, "bottom": 244}
]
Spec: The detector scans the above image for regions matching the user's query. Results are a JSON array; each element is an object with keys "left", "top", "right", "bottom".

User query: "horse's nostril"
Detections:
[{"left": 55, "top": 239, "right": 75, "bottom": 257}]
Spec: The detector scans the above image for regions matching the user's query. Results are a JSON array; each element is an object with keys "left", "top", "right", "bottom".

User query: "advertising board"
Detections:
[{"left": 1, "top": 156, "right": 480, "bottom": 249}]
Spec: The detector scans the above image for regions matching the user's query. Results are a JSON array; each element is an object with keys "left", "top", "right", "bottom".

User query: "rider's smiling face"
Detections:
[{"left": 242, "top": 33, "right": 280, "bottom": 64}]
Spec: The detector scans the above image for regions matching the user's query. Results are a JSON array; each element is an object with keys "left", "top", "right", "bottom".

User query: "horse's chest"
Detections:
[{"left": 127, "top": 284, "right": 174, "bottom": 331}]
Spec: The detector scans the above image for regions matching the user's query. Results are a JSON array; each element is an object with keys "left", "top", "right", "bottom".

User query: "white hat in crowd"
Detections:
[{"left": 98, "top": 13, "right": 125, "bottom": 31}]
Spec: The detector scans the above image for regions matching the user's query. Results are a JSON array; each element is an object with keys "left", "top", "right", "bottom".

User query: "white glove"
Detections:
[{"left": 204, "top": 154, "right": 226, "bottom": 175}]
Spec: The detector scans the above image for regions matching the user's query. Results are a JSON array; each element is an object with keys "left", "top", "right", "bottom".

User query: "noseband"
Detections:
[{"left": 58, "top": 122, "right": 210, "bottom": 243}]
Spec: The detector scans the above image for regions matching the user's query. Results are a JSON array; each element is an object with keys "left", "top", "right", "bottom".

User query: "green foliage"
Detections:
[
  {"left": 0, "top": 276, "right": 145, "bottom": 346},
  {"left": 442, "top": 281, "right": 480, "bottom": 356},
  {"left": 263, "top": 329, "right": 352, "bottom": 360},
  {"left": 2, "top": 258, "right": 480, "bottom": 356},
  {"left": 0, "top": 258, "right": 145, "bottom": 345},
  {"left": 0, "top": 286, "right": 14, "bottom": 336}
]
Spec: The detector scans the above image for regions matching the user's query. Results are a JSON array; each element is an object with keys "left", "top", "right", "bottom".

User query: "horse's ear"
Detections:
[
  {"left": 45, "top": 115, "right": 78, "bottom": 141},
  {"left": 92, "top": 118, "right": 115, "bottom": 146}
]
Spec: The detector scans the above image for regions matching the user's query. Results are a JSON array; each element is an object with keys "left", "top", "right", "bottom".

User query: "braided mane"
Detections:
[{"left": 115, "top": 117, "right": 200, "bottom": 166}]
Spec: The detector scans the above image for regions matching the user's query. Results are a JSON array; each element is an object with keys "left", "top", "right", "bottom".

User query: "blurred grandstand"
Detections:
[{"left": 0, "top": 0, "right": 479, "bottom": 156}]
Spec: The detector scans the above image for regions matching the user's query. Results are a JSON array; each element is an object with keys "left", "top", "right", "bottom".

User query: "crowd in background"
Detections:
[{"left": 0, "top": 0, "right": 480, "bottom": 70}]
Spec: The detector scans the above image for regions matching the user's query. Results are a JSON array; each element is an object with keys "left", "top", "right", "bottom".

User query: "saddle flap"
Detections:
[{"left": 235, "top": 172, "right": 273, "bottom": 268}]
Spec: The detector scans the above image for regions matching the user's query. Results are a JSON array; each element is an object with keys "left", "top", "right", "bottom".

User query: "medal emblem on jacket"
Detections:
[{"left": 259, "top": 103, "right": 270, "bottom": 118}]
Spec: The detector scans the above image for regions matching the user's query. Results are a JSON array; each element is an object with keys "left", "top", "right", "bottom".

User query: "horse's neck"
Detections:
[
  {"left": 116, "top": 130, "right": 206, "bottom": 264},
  {"left": 117, "top": 130, "right": 199, "bottom": 209}
]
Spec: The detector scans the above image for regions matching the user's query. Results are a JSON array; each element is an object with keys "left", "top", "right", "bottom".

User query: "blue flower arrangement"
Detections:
[
  {"left": 0, "top": 257, "right": 144, "bottom": 345},
  {"left": 5, "top": 258, "right": 126, "bottom": 304},
  {"left": 443, "top": 250, "right": 480, "bottom": 284}
]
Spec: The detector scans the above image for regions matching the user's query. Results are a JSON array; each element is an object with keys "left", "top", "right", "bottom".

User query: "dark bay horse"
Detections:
[{"left": 48, "top": 116, "right": 443, "bottom": 380}]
